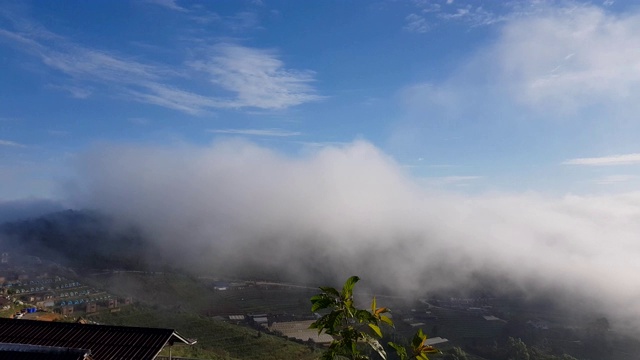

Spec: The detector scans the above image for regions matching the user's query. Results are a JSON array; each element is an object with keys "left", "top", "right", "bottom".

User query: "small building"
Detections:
[
  {"left": 213, "top": 281, "right": 230, "bottom": 291},
  {"left": 86, "top": 302, "right": 97, "bottom": 314},
  {"left": 228, "top": 315, "right": 245, "bottom": 322},
  {"left": 107, "top": 299, "right": 118, "bottom": 309},
  {"left": 253, "top": 317, "right": 268, "bottom": 325},
  {"left": 40, "top": 300, "right": 55, "bottom": 308},
  {"left": 425, "top": 337, "right": 449, "bottom": 346},
  {"left": 0, "top": 318, "right": 195, "bottom": 360},
  {"left": 61, "top": 305, "right": 74, "bottom": 316}
]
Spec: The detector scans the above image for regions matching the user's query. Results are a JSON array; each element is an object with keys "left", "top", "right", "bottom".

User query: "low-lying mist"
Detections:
[{"left": 65, "top": 139, "right": 640, "bottom": 331}]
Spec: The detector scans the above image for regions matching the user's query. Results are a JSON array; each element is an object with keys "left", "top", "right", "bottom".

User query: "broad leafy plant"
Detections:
[{"left": 310, "top": 276, "right": 439, "bottom": 360}]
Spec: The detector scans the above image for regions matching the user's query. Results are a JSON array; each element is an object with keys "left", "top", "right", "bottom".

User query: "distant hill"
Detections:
[{"left": 0, "top": 209, "right": 157, "bottom": 270}]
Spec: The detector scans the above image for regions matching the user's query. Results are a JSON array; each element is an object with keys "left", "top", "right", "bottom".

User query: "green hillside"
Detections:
[{"left": 93, "top": 305, "right": 319, "bottom": 360}]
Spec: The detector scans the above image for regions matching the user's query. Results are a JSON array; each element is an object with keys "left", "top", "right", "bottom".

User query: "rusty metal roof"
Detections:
[{"left": 0, "top": 318, "right": 194, "bottom": 360}]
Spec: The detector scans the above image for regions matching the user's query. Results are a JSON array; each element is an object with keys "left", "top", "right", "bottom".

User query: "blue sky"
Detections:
[
  {"left": 7, "top": 1, "right": 640, "bottom": 327},
  {"left": 2, "top": 0, "right": 640, "bottom": 200}
]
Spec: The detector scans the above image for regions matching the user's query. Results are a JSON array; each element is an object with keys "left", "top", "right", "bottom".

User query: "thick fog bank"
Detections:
[{"left": 66, "top": 139, "right": 640, "bottom": 331}]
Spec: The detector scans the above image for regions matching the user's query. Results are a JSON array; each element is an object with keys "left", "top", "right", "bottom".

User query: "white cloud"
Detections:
[
  {"left": 144, "top": 0, "right": 257, "bottom": 31},
  {"left": 401, "top": 3, "right": 640, "bottom": 119},
  {"left": 564, "top": 153, "right": 640, "bottom": 166},
  {"left": 437, "top": 5, "right": 501, "bottom": 26},
  {"left": 0, "top": 20, "right": 320, "bottom": 114},
  {"left": 189, "top": 44, "right": 323, "bottom": 110},
  {"left": 208, "top": 128, "right": 301, "bottom": 137},
  {"left": 423, "top": 175, "right": 482, "bottom": 187},
  {"left": 145, "top": 0, "right": 187, "bottom": 12},
  {"left": 126, "top": 83, "right": 224, "bottom": 115},
  {"left": 495, "top": 5, "right": 640, "bottom": 111},
  {"left": 404, "top": 14, "right": 430, "bottom": 33},
  {"left": 46, "top": 84, "right": 93, "bottom": 99},
  {"left": 0, "top": 140, "right": 26, "bottom": 148},
  {"left": 226, "top": 12, "right": 260, "bottom": 32},
  {"left": 407, "top": 0, "right": 504, "bottom": 29},
  {"left": 294, "top": 141, "right": 349, "bottom": 148},
  {"left": 70, "top": 139, "right": 640, "bottom": 331},
  {"left": 595, "top": 175, "right": 636, "bottom": 185}
]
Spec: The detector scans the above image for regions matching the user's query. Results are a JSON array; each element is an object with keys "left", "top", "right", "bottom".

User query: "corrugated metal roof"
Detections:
[
  {"left": 0, "top": 350, "right": 90, "bottom": 360},
  {"left": 424, "top": 337, "right": 449, "bottom": 346},
  {"left": 0, "top": 318, "right": 193, "bottom": 360},
  {"left": 0, "top": 342, "right": 92, "bottom": 360}
]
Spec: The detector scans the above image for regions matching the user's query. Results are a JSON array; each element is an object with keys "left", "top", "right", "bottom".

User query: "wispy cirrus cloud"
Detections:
[
  {"left": 144, "top": 0, "right": 188, "bottom": 12},
  {"left": 125, "top": 83, "right": 225, "bottom": 115},
  {"left": 595, "top": 175, "right": 636, "bottom": 185},
  {"left": 189, "top": 44, "right": 323, "bottom": 110},
  {"left": 437, "top": 4, "right": 502, "bottom": 26},
  {"left": 405, "top": 0, "right": 505, "bottom": 32},
  {"left": 0, "top": 18, "right": 320, "bottom": 114},
  {"left": 145, "top": 0, "right": 258, "bottom": 31},
  {"left": 404, "top": 14, "right": 430, "bottom": 33},
  {"left": 225, "top": 12, "right": 261, "bottom": 32},
  {"left": 564, "top": 153, "right": 640, "bottom": 166},
  {"left": 208, "top": 128, "right": 302, "bottom": 137},
  {"left": 0, "top": 140, "right": 26, "bottom": 148},
  {"left": 46, "top": 84, "right": 93, "bottom": 99}
]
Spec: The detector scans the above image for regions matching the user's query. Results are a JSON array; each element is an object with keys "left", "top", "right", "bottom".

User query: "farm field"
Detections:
[
  {"left": 86, "top": 272, "right": 317, "bottom": 316},
  {"left": 92, "top": 304, "right": 319, "bottom": 360},
  {"left": 71, "top": 271, "right": 640, "bottom": 360}
]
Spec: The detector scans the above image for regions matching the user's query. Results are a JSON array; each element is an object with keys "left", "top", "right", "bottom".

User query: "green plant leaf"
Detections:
[
  {"left": 341, "top": 276, "right": 360, "bottom": 299},
  {"left": 311, "top": 297, "right": 333, "bottom": 312},
  {"left": 412, "top": 328, "right": 427, "bottom": 350},
  {"left": 319, "top": 286, "right": 341, "bottom": 298},
  {"left": 311, "top": 276, "right": 435, "bottom": 360},
  {"left": 355, "top": 309, "right": 375, "bottom": 323},
  {"left": 389, "top": 342, "right": 408, "bottom": 360},
  {"left": 368, "top": 323, "right": 382, "bottom": 338},
  {"left": 380, "top": 314, "right": 394, "bottom": 327}
]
